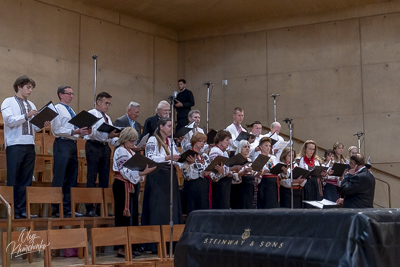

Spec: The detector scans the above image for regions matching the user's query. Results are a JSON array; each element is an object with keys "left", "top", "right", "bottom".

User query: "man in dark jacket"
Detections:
[{"left": 338, "top": 153, "right": 375, "bottom": 208}]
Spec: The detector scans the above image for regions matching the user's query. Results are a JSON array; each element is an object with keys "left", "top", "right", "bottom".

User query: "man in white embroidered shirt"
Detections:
[
  {"left": 225, "top": 107, "right": 246, "bottom": 157},
  {"left": 84, "top": 92, "right": 119, "bottom": 217},
  {"left": 51, "top": 85, "right": 91, "bottom": 218},
  {"left": 1, "top": 75, "right": 48, "bottom": 219}
]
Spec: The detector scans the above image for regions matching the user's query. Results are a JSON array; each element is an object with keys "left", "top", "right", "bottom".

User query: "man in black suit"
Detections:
[
  {"left": 114, "top": 101, "right": 144, "bottom": 151},
  {"left": 337, "top": 153, "right": 375, "bottom": 208},
  {"left": 142, "top": 100, "right": 170, "bottom": 137},
  {"left": 174, "top": 79, "right": 195, "bottom": 131}
]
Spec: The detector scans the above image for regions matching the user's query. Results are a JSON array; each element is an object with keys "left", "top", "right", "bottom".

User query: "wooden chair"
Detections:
[
  {"left": 128, "top": 225, "right": 163, "bottom": 259},
  {"left": 0, "top": 186, "right": 34, "bottom": 229},
  {"left": 34, "top": 156, "right": 46, "bottom": 182},
  {"left": 26, "top": 186, "right": 63, "bottom": 219},
  {"left": 77, "top": 139, "right": 86, "bottom": 183},
  {"left": 2, "top": 230, "right": 49, "bottom": 267},
  {"left": 91, "top": 227, "right": 130, "bottom": 264},
  {"left": 103, "top": 187, "right": 114, "bottom": 217},
  {"left": 0, "top": 153, "right": 7, "bottom": 181},
  {"left": 70, "top": 187, "right": 104, "bottom": 217},
  {"left": 47, "top": 228, "right": 89, "bottom": 267},
  {"left": 160, "top": 224, "right": 185, "bottom": 258}
]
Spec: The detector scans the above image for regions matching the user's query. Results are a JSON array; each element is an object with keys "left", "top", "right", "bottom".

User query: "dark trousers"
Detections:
[
  {"left": 211, "top": 177, "right": 232, "bottom": 209},
  {"left": 6, "top": 144, "right": 35, "bottom": 215},
  {"left": 51, "top": 138, "right": 78, "bottom": 214},
  {"left": 85, "top": 140, "right": 111, "bottom": 212},
  {"left": 280, "top": 187, "right": 303, "bottom": 208}
]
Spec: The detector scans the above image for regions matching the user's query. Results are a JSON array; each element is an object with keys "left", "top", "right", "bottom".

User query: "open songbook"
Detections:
[
  {"left": 29, "top": 101, "right": 59, "bottom": 129},
  {"left": 303, "top": 199, "right": 339, "bottom": 209}
]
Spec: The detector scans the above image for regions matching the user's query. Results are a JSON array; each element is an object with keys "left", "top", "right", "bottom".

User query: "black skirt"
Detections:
[
  {"left": 186, "top": 177, "right": 210, "bottom": 215},
  {"left": 303, "top": 176, "right": 323, "bottom": 201},
  {"left": 211, "top": 176, "right": 232, "bottom": 209},
  {"left": 257, "top": 176, "right": 279, "bottom": 209},
  {"left": 280, "top": 186, "right": 303, "bottom": 208},
  {"left": 231, "top": 176, "right": 255, "bottom": 209},
  {"left": 141, "top": 167, "right": 183, "bottom": 225}
]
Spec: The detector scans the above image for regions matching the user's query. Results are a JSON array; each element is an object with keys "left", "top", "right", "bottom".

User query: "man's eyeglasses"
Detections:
[
  {"left": 102, "top": 101, "right": 112, "bottom": 106},
  {"left": 62, "top": 92, "right": 74, "bottom": 96}
]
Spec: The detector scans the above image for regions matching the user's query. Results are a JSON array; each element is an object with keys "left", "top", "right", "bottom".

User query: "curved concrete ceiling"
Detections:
[{"left": 80, "top": 0, "right": 390, "bottom": 31}]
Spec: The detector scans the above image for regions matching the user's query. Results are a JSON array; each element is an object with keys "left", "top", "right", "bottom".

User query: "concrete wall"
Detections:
[
  {"left": 178, "top": 2, "right": 400, "bottom": 207},
  {"left": 0, "top": 0, "right": 179, "bottom": 121}
]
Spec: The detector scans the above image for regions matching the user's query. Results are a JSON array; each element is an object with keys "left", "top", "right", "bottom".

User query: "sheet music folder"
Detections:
[
  {"left": 97, "top": 123, "right": 123, "bottom": 133},
  {"left": 178, "top": 149, "right": 198, "bottom": 163},
  {"left": 205, "top": 156, "right": 228, "bottom": 173},
  {"left": 251, "top": 154, "right": 270, "bottom": 172},
  {"left": 224, "top": 153, "right": 248, "bottom": 167},
  {"left": 292, "top": 167, "right": 311, "bottom": 179},
  {"left": 270, "top": 163, "right": 287, "bottom": 175},
  {"left": 331, "top": 163, "right": 348, "bottom": 177},
  {"left": 29, "top": 101, "right": 58, "bottom": 129},
  {"left": 123, "top": 153, "right": 167, "bottom": 173},
  {"left": 235, "top": 131, "right": 255, "bottom": 142},
  {"left": 68, "top": 110, "right": 100, "bottom": 129}
]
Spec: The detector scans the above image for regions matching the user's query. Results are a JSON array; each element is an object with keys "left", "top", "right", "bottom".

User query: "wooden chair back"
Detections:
[
  {"left": 2, "top": 230, "right": 48, "bottom": 267},
  {"left": 43, "top": 134, "right": 55, "bottom": 155},
  {"left": 103, "top": 187, "right": 114, "bottom": 217},
  {"left": 71, "top": 187, "right": 104, "bottom": 217},
  {"left": 91, "top": 227, "right": 129, "bottom": 264},
  {"left": 160, "top": 224, "right": 185, "bottom": 258},
  {"left": 0, "top": 153, "right": 7, "bottom": 181},
  {"left": 47, "top": 228, "right": 89, "bottom": 266},
  {"left": 128, "top": 225, "right": 163, "bottom": 258},
  {"left": 0, "top": 185, "right": 14, "bottom": 219},
  {"left": 34, "top": 156, "right": 46, "bottom": 182},
  {"left": 26, "top": 186, "right": 63, "bottom": 218}
]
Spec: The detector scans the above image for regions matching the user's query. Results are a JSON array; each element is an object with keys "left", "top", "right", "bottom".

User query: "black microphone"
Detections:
[
  {"left": 92, "top": 54, "right": 98, "bottom": 60},
  {"left": 283, "top": 118, "right": 292, "bottom": 123},
  {"left": 204, "top": 81, "right": 213, "bottom": 86},
  {"left": 353, "top": 131, "right": 364, "bottom": 136},
  {"left": 271, "top": 94, "right": 280, "bottom": 97}
]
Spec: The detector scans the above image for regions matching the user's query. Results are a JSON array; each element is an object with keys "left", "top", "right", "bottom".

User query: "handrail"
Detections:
[
  {"left": 374, "top": 177, "right": 391, "bottom": 208},
  {"left": 0, "top": 193, "right": 12, "bottom": 267}
]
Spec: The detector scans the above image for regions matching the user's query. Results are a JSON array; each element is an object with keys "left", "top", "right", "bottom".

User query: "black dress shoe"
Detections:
[
  {"left": 21, "top": 213, "right": 38, "bottom": 219},
  {"left": 86, "top": 211, "right": 99, "bottom": 217},
  {"left": 65, "top": 212, "right": 83, "bottom": 218}
]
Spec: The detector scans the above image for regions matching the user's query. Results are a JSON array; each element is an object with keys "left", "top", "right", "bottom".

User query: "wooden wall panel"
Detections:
[{"left": 268, "top": 20, "right": 360, "bottom": 74}]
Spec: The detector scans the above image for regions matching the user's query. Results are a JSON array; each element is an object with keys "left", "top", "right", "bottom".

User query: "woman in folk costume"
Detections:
[
  {"left": 141, "top": 117, "right": 183, "bottom": 226},
  {"left": 112, "top": 127, "right": 156, "bottom": 257}
]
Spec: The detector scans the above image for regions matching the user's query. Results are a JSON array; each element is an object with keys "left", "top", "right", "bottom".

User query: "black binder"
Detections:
[
  {"left": 251, "top": 154, "right": 270, "bottom": 172},
  {"left": 205, "top": 156, "right": 229, "bottom": 173},
  {"left": 178, "top": 149, "right": 199, "bottom": 163},
  {"left": 224, "top": 153, "right": 248, "bottom": 167},
  {"left": 68, "top": 110, "right": 101, "bottom": 129},
  {"left": 97, "top": 123, "right": 123, "bottom": 133},
  {"left": 123, "top": 153, "right": 167, "bottom": 173},
  {"left": 29, "top": 101, "right": 58, "bottom": 129}
]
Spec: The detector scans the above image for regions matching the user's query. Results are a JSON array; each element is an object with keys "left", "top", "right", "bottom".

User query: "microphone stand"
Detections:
[
  {"left": 168, "top": 96, "right": 175, "bottom": 258},
  {"left": 271, "top": 94, "right": 280, "bottom": 122},
  {"left": 283, "top": 118, "right": 294, "bottom": 209},
  {"left": 92, "top": 55, "right": 98, "bottom": 108},
  {"left": 205, "top": 82, "right": 211, "bottom": 132},
  {"left": 354, "top": 132, "right": 365, "bottom": 153}
]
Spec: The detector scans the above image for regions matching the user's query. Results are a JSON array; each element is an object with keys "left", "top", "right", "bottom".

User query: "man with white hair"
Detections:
[
  {"left": 267, "top": 121, "right": 285, "bottom": 157},
  {"left": 142, "top": 100, "right": 170, "bottom": 137},
  {"left": 114, "top": 101, "right": 143, "bottom": 150}
]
